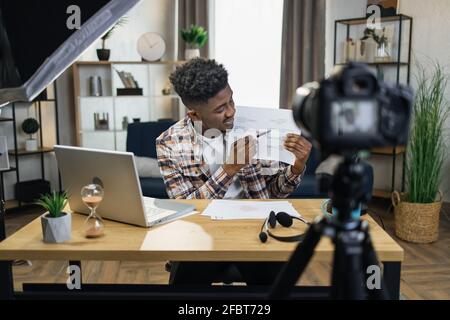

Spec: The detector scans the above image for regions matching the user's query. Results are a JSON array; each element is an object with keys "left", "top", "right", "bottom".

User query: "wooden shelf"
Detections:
[
  {"left": 336, "top": 14, "right": 413, "bottom": 25},
  {"left": 5, "top": 200, "right": 19, "bottom": 210},
  {"left": 76, "top": 60, "right": 186, "bottom": 66},
  {"left": 0, "top": 166, "right": 16, "bottom": 173},
  {"left": 371, "top": 146, "right": 406, "bottom": 155},
  {"left": 8, "top": 147, "right": 54, "bottom": 156},
  {"left": 372, "top": 189, "right": 393, "bottom": 199},
  {"left": 336, "top": 62, "right": 408, "bottom": 66}
]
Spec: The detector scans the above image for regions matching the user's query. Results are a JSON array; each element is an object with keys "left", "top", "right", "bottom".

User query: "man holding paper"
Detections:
[
  {"left": 156, "top": 58, "right": 312, "bottom": 286},
  {"left": 156, "top": 58, "right": 312, "bottom": 200}
]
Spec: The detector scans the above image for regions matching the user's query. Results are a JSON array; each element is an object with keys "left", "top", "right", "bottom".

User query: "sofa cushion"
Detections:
[
  {"left": 135, "top": 156, "right": 161, "bottom": 178},
  {"left": 126, "top": 121, "right": 175, "bottom": 158},
  {"left": 289, "top": 175, "right": 324, "bottom": 199}
]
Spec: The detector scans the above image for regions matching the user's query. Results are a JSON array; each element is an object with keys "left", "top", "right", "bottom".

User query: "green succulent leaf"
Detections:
[
  {"left": 180, "top": 24, "right": 208, "bottom": 49},
  {"left": 36, "top": 191, "right": 69, "bottom": 218}
]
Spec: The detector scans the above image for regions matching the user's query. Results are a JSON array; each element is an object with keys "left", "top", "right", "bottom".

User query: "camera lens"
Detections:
[{"left": 352, "top": 78, "right": 370, "bottom": 93}]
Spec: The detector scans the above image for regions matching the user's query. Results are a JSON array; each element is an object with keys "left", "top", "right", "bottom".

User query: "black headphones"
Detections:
[{"left": 259, "top": 211, "right": 310, "bottom": 243}]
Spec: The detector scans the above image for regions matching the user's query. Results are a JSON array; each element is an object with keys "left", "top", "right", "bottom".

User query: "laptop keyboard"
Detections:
[{"left": 142, "top": 197, "right": 174, "bottom": 219}]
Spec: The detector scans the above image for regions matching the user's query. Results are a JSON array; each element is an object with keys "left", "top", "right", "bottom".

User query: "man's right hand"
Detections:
[{"left": 223, "top": 135, "right": 257, "bottom": 176}]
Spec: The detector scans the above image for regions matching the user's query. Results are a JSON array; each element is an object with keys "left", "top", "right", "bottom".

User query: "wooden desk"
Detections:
[{"left": 0, "top": 199, "right": 403, "bottom": 299}]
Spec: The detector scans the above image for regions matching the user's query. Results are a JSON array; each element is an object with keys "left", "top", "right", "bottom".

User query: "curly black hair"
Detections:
[{"left": 169, "top": 58, "right": 228, "bottom": 107}]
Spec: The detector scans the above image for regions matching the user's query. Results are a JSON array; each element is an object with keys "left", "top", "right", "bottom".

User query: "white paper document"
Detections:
[
  {"left": 201, "top": 200, "right": 302, "bottom": 220},
  {"left": 231, "top": 106, "right": 302, "bottom": 165}
]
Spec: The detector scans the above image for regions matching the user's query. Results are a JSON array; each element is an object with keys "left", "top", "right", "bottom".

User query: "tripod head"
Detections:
[{"left": 330, "top": 154, "right": 372, "bottom": 224}]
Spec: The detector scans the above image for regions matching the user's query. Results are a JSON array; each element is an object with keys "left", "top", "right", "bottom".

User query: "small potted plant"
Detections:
[
  {"left": 22, "top": 118, "right": 40, "bottom": 151},
  {"left": 180, "top": 24, "right": 208, "bottom": 60},
  {"left": 38, "top": 191, "right": 71, "bottom": 243},
  {"left": 97, "top": 17, "right": 128, "bottom": 61}
]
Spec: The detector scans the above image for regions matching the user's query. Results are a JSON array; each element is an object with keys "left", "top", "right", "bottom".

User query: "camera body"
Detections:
[{"left": 293, "top": 62, "right": 413, "bottom": 154}]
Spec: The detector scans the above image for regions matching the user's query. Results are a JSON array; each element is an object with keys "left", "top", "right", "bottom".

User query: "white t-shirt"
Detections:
[{"left": 199, "top": 134, "right": 244, "bottom": 199}]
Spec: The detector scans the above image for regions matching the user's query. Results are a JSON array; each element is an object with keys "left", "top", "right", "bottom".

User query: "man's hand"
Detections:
[
  {"left": 284, "top": 133, "right": 312, "bottom": 175},
  {"left": 223, "top": 135, "right": 257, "bottom": 176}
]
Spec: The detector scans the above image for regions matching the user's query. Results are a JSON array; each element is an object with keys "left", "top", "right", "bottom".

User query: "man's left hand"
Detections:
[{"left": 283, "top": 133, "right": 312, "bottom": 175}]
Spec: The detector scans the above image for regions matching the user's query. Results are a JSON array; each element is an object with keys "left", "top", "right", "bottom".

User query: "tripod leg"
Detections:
[
  {"left": 330, "top": 230, "right": 366, "bottom": 300},
  {"left": 361, "top": 226, "right": 389, "bottom": 300},
  {"left": 269, "top": 218, "right": 325, "bottom": 300}
]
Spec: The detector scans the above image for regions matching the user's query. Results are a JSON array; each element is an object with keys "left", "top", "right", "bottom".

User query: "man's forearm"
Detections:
[
  {"left": 167, "top": 166, "right": 235, "bottom": 199},
  {"left": 267, "top": 164, "right": 305, "bottom": 198}
]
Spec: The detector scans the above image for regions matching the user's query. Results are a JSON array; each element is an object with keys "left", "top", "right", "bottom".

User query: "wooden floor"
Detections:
[{"left": 3, "top": 200, "right": 450, "bottom": 300}]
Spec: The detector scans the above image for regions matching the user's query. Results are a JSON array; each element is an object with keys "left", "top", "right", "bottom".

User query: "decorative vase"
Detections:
[
  {"left": 185, "top": 48, "right": 200, "bottom": 60},
  {"left": 41, "top": 212, "right": 71, "bottom": 243},
  {"left": 356, "top": 39, "right": 376, "bottom": 63},
  {"left": 96, "top": 49, "right": 110, "bottom": 61},
  {"left": 392, "top": 191, "right": 442, "bottom": 244},
  {"left": 25, "top": 139, "right": 38, "bottom": 151},
  {"left": 375, "top": 42, "right": 391, "bottom": 62}
]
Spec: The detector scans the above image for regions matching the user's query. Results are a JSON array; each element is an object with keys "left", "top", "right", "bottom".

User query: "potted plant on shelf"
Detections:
[
  {"left": 360, "top": 27, "right": 390, "bottom": 62},
  {"left": 180, "top": 24, "right": 208, "bottom": 60},
  {"left": 393, "top": 63, "right": 450, "bottom": 243},
  {"left": 22, "top": 118, "right": 40, "bottom": 151},
  {"left": 38, "top": 191, "right": 71, "bottom": 243},
  {"left": 97, "top": 16, "right": 128, "bottom": 61}
]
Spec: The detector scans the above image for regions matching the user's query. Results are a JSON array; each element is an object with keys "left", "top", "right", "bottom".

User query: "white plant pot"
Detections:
[
  {"left": 25, "top": 139, "right": 38, "bottom": 151},
  {"left": 185, "top": 48, "right": 200, "bottom": 60},
  {"left": 41, "top": 212, "right": 71, "bottom": 243}
]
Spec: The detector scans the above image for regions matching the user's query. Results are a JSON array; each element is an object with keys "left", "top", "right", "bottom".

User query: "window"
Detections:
[{"left": 212, "top": 0, "right": 284, "bottom": 108}]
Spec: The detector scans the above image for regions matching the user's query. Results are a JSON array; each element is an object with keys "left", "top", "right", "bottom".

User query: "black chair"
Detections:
[{"left": 126, "top": 121, "right": 175, "bottom": 198}]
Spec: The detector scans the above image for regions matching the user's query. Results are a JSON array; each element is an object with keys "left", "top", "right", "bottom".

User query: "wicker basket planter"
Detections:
[{"left": 392, "top": 191, "right": 442, "bottom": 244}]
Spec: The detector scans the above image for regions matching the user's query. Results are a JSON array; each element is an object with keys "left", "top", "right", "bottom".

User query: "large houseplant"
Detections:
[
  {"left": 393, "top": 63, "right": 450, "bottom": 243},
  {"left": 38, "top": 191, "right": 71, "bottom": 243},
  {"left": 97, "top": 17, "right": 127, "bottom": 61},
  {"left": 180, "top": 24, "right": 208, "bottom": 60}
]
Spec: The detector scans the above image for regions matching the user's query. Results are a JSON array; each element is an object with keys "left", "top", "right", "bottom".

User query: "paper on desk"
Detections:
[
  {"left": 230, "top": 106, "right": 302, "bottom": 165},
  {"left": 201, "top": 200, "right": 301, "bottom": 220}
]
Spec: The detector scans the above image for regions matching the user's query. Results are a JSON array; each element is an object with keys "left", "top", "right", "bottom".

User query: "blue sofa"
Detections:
[{"left": 126, "top": 121, "right": 325, "bottom": 199}]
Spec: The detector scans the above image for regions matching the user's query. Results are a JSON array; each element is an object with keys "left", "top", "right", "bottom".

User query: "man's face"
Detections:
[{"left": 187, "top": 84, "right": 235, "bottom": 134}]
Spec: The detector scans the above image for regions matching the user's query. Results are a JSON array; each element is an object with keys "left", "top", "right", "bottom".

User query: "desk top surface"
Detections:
[{"left": 0, "top": 199, "right": 403, "bottom": 262}]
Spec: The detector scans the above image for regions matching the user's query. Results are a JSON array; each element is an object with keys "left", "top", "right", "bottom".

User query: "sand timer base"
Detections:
[{"left": 83, "top": 213, "right": 105, "bottom": 238}]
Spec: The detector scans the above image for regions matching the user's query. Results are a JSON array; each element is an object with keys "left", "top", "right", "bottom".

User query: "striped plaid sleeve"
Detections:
[
  {"left": 156, "top": 138, "right": 234, "bottom": 199},
  {"left": 265, "top": 162, "right": 305, "bottom": 198}
]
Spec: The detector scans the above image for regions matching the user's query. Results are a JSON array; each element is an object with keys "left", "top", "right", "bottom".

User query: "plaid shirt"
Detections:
[{"left": 156, "top": 117, "right": 304, "bottom": 199}]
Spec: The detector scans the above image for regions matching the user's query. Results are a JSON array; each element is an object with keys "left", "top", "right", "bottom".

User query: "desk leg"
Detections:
[
  {"left": 0, "top": 261, "right": 14, "bottom": 300},
  {"left": 383, "top": 262, "right": 401, "bottom": 300}
]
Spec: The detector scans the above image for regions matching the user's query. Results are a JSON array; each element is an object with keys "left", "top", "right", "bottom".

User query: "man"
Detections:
[{"left": 156, "top": 58, "right": 312, "bottom": 285}]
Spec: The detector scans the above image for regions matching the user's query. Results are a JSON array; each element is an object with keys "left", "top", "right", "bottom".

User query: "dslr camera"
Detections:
[{"left": 293, "top": 62, "right": 413, "bottom": 154}]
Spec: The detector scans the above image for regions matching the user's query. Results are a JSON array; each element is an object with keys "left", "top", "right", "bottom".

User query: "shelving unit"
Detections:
[
  {"left": 0, "top": 83, "right": 62, "bottom": 209},
  {"left": 72, "top": 60, "right": 187, "bottom": 151},
  {"left": 333, "top": 14, "right": 413, "bottom": 198}
]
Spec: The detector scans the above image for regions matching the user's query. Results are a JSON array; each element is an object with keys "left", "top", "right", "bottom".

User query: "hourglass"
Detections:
[{"left": 81, "top": 184, "right": 105, "bottom": 238}]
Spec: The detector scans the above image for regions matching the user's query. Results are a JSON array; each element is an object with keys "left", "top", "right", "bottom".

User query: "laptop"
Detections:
[{"left": 54, "top": 145, "right": 195, "bottom": 227}]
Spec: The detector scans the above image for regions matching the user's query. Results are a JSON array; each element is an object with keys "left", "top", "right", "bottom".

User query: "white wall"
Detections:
[
  {"left": 326, "top": 0, "right": 450, "bottom": 202},
  {"left": 79, "top": 0, "right": 176, "bottom": 61},
  {"left": 325, "top": 0, "right": 367, "bottom": 76}
]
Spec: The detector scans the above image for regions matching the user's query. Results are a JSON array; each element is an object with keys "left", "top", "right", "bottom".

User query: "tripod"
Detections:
[{"left": 269, "top": 155, "right": 389, "bottom": 300}]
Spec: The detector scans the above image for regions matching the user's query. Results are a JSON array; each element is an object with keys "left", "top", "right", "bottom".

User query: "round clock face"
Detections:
[{"left": 137, "top": 32, "right": 166, "bottom": 62}]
